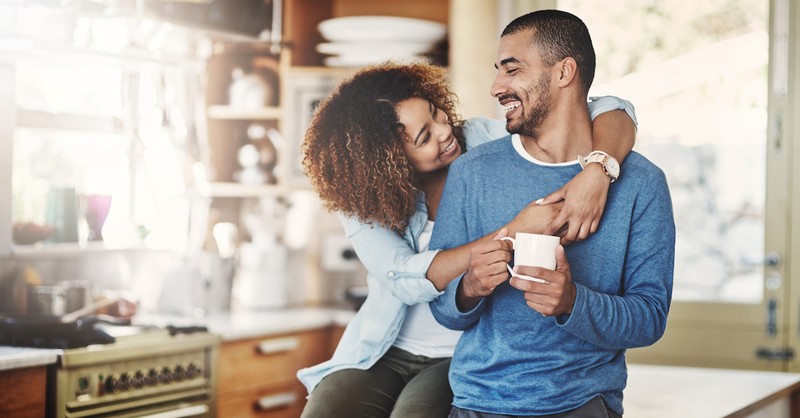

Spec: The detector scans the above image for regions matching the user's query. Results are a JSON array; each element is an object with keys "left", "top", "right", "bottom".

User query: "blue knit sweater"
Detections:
[{"left": 429, "top": 135, "right": 675, "bottom": 416}]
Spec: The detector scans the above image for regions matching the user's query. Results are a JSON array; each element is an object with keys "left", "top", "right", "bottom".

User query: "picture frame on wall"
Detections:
[{"left": 282, "top": 70, "right": 349, "bottom": 188}]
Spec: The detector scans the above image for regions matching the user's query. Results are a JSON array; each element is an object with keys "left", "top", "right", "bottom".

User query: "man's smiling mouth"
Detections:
[{"left": 503, "top": 101, "right": 521, "bottom": 112}]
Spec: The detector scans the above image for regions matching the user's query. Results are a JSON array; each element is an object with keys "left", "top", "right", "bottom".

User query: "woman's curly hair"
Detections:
[{"left": 302, "top": 63, "right": 464, "bottom": 232}]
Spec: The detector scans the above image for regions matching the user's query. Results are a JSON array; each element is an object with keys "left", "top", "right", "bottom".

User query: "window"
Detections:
[{"left": 560, "top": 0, "right": 769, "bottom": 304}]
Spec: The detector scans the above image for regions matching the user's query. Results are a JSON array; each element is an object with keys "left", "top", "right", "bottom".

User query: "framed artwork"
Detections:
[{"left": 282, "top": 71, "right": 348, "bottom": 188}]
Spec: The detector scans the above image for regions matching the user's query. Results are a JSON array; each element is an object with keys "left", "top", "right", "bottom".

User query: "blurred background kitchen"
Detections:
[{"left": 0, "top": 0, "right": 799, "bottom": 417}]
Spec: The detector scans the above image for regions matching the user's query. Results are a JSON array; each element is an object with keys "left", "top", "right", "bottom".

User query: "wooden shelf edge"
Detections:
[
  {"left": 191, "top": 182, "right": 288, "bottom": 198},
  {"left": 207, "top": 105, "right": 282, "bottom": 120}
]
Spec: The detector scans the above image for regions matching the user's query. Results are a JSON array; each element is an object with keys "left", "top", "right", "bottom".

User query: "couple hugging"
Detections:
[{"left": 299, "top": 9, "right": 674, "bottom": 418}]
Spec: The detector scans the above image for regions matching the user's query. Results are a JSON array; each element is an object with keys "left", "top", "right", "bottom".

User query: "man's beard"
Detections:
[{"left": 506, "top": 72, "right": 551, "bottom": 137}]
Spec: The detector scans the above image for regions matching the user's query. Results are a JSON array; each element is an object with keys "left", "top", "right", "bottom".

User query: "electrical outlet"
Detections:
[{"left": 321, "top": 233, "right": 360, "bottom": 272}]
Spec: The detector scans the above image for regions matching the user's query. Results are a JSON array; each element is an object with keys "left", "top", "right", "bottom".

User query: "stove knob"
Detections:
[
  {"left": 186, "top": 362, "right": 202, "bottom": 379},
  {"left": 105, "top": 373, "right": 129, "bottom": 393},
  {"left": 145, "top": 368, "right": 158, "bottom": 386},
  {"left": 159, "top": 366, "right": 173, "bottom": 384},
  {"left": 131, "top": 370, "right": 145, "bottom": 389},
  {"left": 117, "top": 372, "right": 131, "bottom": 391},
  {"left": 104, "top": 374, "right": 118, "bottom": 393},
  {"left": 174, "top": 364, "right": 186, "bottom": 382}
]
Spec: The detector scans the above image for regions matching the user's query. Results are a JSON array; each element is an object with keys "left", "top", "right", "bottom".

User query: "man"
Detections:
[{"left": 429, "top": 10, "right": 675, "bottom": 418}]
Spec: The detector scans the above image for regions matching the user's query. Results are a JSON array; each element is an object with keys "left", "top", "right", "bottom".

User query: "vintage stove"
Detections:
[{"left": 0, "top": 317, "right": 219, "bottom": 418}]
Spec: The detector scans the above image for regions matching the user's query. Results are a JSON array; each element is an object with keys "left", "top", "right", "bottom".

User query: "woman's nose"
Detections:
[{"left": 434, "top": 122, "right": 452, "bottom": 142}]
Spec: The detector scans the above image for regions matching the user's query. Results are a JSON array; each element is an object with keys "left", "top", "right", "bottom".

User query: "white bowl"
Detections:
[
  {"left": 316, "top": 41, "right": 437, "bottom": 56},
  {"left": 323, "top": 55, "right": 431, "bottom": 68},
  {"left": 318, "top": 16, "right": 447, "bottom": 43}
]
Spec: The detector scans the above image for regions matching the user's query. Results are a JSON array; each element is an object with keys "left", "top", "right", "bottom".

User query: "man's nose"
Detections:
[{"left": 490, "top": 76, "right": 505, "bottom": 98}]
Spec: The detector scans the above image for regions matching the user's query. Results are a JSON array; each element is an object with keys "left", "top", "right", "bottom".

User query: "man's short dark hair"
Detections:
[{"left": 502, "top": 9, "right": 596, "bottom": 94}]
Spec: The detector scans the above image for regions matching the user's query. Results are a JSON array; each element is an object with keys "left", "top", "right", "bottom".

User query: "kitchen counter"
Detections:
[
  {"left": 134, "top": 306, "right": 354, "bottom": 341},
  {"left": 0, "top": 346, "right": 59, "bottom": 371},
  {"left": 8, "top": 309, "right": 798, "bottom": 417},
  {"left": 625, "top": 364, "right": 800, "bottom": 417},
  {"left": 0, "top": 307, "right": 352, "bottom": 372}
]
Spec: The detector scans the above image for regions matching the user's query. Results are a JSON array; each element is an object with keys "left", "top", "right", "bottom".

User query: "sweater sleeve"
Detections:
[
  {"left": 556, "top": 168, "right": 675, "bottom": 349},
  {"left": 339, "top": 213, "right": 442, "bottom": 305}
]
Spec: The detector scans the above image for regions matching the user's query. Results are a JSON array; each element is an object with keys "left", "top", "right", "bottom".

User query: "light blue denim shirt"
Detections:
[{"left": 296, "top": 96, "right": 636, "bottom": 394}]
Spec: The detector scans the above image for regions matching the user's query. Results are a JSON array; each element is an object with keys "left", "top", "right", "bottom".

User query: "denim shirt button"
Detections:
[{"left": 388, "top": 271, "right": 396, "bottom": 277}]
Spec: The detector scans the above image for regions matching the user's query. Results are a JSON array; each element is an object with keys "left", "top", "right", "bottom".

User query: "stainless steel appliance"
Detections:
[{"left": 0, "top": 318, "right": 219, "bottom": 418}]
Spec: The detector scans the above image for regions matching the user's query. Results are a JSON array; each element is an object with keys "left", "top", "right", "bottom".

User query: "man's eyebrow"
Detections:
[{"left": 494, "top": 57, "right": 520, "bottom": 69}]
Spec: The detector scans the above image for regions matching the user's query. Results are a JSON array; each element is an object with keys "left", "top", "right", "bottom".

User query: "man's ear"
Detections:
[{"left": 557, "top": 58, "right": 578, "bottom": 87}]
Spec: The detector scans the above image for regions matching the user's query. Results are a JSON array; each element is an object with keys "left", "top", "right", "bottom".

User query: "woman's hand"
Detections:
[
  {"left": 539, "top": 164, "right": 610, "bottom": 244},
  {"left": 505, "top": 200, "right": 563, "bottom": 237}
]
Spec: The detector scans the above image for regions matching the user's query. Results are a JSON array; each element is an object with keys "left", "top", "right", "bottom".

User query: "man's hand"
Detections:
[
  {"left": 538, "top": 163, "right": 610, "bottom": 245},
  {"left": 457, "top": 229, "right": 513, "bottom": 311},
  {"left": 509, "top": 245, "right": 576, "bottom": 316}
]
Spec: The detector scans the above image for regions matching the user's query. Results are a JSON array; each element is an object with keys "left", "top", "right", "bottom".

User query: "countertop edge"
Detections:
[
  {"left": 134, "top": 306, "right": 355, "bottom": 342},
  {"left": 0, "top": 347, "right": 60, "bottom": 371}
]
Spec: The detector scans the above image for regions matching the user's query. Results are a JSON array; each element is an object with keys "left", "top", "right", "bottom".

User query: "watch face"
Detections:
[{"left": 606, "top": 156, "right": 621, "bottom": 178}]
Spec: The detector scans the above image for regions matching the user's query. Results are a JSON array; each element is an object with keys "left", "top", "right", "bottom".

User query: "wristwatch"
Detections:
[{"left": 579, "top": 150, "right": 620, "bottom": 183}]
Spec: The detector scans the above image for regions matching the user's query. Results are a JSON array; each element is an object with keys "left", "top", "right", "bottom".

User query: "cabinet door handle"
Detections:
[
  {"left": 256, "top": 392, "right": 297, "bottom": 411},
  {"left": 140, "top": 404, "right": 209, "bottom": 418},
  {"left": 256, "top": 337, "right": 300, "bottom": 355}
]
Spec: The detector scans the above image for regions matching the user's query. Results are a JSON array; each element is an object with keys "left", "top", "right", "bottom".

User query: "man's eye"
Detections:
[{"left": 507, "top": 68, "right": 518, "bottom": 75}]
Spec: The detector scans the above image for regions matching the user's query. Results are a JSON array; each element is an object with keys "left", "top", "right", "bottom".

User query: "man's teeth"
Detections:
[{"left": 503, "top": 102, "right": 521, "bottom": 112}]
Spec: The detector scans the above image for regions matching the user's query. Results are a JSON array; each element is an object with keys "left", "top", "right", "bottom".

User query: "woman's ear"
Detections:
[{"left": 557, "top": 57, "right": 578, "bottom": 87}]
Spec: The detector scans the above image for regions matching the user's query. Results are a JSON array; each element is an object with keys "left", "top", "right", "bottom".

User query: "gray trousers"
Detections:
[
  {"left": 448, "top": 397, "right": 622, "bottom": 418},
  {"left": 300, "top": 346, "right": 452, "bottom": 418}
]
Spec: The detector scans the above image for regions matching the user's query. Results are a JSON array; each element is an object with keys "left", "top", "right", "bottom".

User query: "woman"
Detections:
[{"left": 297, "top": 63, "right": 637, "bottom": 418}]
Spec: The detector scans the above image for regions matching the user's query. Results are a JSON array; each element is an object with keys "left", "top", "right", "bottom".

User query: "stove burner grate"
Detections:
[{"left": 0, "top": 315, "right": 122, "bottom": 349}]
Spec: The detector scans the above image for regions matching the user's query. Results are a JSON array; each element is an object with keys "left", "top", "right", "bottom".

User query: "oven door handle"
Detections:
[{"left": 138, "top": 404, "right": 209, "bottom": 418}]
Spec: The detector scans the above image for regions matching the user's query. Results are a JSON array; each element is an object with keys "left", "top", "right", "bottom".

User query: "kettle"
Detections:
[{"left": 228, "top": 67, "right": 272, "bottom": 110}]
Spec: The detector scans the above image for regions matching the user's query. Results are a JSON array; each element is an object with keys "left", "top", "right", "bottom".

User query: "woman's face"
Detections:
[{"left": 396, "top": 97, "right": 461, "bottom": 174}]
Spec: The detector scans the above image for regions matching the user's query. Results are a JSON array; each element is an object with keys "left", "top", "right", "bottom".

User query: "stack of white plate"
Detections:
[{"left": 317, "top": 16, "right": 447, "bottom": 68}]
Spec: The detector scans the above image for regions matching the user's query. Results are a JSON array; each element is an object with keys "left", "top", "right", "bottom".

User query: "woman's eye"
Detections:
[{"left": 421, "top": 132, "right": 431, "bottom": 145}]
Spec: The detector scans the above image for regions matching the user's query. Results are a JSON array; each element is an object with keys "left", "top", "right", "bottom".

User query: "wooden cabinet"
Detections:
[
  {"left": 202, "top": 0, "right": 449, "bottom": 194},
  {"left": 216, "top": 327, "right": 343, "bottom": 418},
  {"left": 283, "top": 0, "right": 448, "bottom": 67},
  {"left": 0, "top": 366, "right": 48, "bottom": 418}
]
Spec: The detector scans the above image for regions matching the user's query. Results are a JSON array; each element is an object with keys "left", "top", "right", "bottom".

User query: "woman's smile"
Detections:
[{"left": 440, "top": 136, "right": 459, "bottom": 158}]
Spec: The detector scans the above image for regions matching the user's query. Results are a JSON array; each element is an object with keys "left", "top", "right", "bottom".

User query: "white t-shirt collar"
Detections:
[{"left": 511, "top": 134, "right": 581, "bottom": 167}]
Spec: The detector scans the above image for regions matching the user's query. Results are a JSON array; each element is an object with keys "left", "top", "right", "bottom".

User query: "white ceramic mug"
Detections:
[{"left": 501, "top": 233, "right": 560, "bottom": 283}]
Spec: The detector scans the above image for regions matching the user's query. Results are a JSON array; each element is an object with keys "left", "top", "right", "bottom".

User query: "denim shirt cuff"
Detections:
[
  {"left": 588, "top": 96, "right": 639, "bottom": 128},
  {"left": 385, "top": 248, "right": 443, "bottom": 302}
]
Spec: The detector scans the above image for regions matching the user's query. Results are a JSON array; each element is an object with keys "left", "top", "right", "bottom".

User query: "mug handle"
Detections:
[
  {"left": 500, "top": 237, "right": 547, "bottom": 283},
  {"left": 506, "top": 263, "right": 547, "bottom": 284}
]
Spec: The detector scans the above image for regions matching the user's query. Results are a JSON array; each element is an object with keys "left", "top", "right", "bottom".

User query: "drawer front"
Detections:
[
  {"left": 218, "top": 329, "right": 333, "bottom": 393},
  {"left": 0, "top": 366, "right": 47, "bottom": 418},
  {"left": 216, "top": 379, "right": 307, "bottom": 418}
]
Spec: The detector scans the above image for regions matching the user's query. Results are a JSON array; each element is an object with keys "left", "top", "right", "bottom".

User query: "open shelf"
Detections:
[
  {"left": 190, "top": 182, "right": 287, "bottom": 198},
  {"left": 207, "top": 105, "right": 282, "bottom": 121}
]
